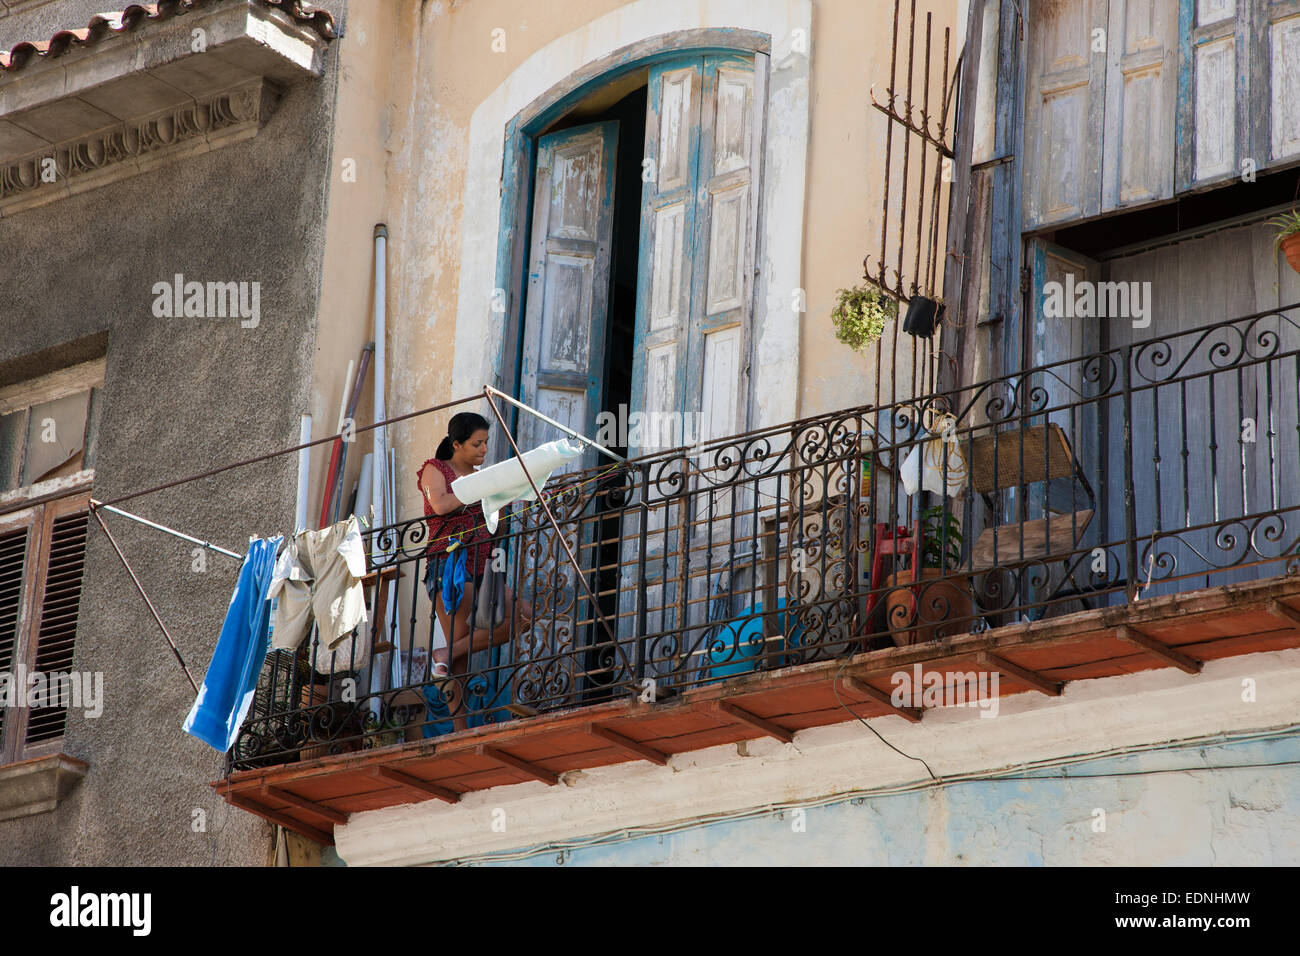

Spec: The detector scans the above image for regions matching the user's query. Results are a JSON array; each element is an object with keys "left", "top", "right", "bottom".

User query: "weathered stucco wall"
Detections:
[
  {"left": 0, "top": 0, "right": 347, "bottom": 865},
  {"left": 307, "top": 0, "right": 396, "bottom": 528},
  {"left": 482, "top": 732, "right": 1300, "bottom": 865},
  {"left": 370, "top": 0, "right": 958, "bottom": 540}
]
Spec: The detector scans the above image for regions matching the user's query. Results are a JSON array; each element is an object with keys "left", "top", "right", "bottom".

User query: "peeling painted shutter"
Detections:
[
  {"left": 520, "top": 120, "right": 619, "bottom": 469},
  {"left": 1023, "top": 0, "right": 1108, "bottom": 229},
  {"left": 1261, "top": 0, "right": 1300, "bottom": 165},
  {"left": 1182, "top": 0, "right": 1244, "bottom": 187},
  {"left": 623, "top": 54, "right": 760, "bottom": 679},
  {"left": 634, "top": 59, "right": 701, "bottom": 455},
  {"left": 633, "top": 53, "right": 758, "bottom": 453},
  {"left": 1102, "top": 0, "right": 1177, "bottom": 210},
  {"left": 1176, "top": 0, "right": 1300, "bottom": 189}
]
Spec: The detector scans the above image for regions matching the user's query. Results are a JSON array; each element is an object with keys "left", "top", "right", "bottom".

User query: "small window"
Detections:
[
  {"left": 0, "top": 359, "right": 104, "bottom": 494},
  {"left": 0, "top": 359, "right": 100, "bottom": 764}
]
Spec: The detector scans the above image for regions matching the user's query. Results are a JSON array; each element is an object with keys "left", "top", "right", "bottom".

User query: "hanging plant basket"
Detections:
[{"left": 831, "top": 283, "right": 898, "bottom": 352}]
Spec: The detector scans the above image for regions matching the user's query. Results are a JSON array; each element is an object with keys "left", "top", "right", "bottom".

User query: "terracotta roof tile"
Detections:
[{"left": 0, "top": 0, "right": 337, "bottom": 73}]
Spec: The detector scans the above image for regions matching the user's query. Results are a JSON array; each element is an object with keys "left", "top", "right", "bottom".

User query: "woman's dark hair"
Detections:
[{"left": 436, "top": 412, "right": 491, "bottom": 460}]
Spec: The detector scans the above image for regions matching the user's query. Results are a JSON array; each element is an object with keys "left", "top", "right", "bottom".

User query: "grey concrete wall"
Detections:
[{"left": 0, "top": 0, "right": 348, "bottom": 865}]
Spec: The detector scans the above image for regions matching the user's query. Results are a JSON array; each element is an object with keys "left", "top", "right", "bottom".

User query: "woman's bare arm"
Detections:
[{"left": 419, "top": 462, "right": 467, "bottom": 515}]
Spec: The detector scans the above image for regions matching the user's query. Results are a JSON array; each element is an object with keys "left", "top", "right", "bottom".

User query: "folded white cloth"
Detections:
[{"left": 450, "top": 438, "right": 585, "bottom": 532}]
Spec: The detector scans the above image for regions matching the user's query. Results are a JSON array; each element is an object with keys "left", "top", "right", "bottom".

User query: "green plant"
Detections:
[
  {"left": 1268, "top": 208, "right": 1300, "bottom": 247},
  {"left": 831, "top": 283, "right": 897, "bottom": 351},
  {"left": 920, "top": 505, "right": 962, "bottom": 570}
]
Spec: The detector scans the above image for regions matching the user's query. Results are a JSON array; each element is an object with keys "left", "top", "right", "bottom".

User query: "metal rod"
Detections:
[
  {"left": 482, "top": 387, "right": 626, "bottom": 658},
  {"left": 88, "top": 504, "right": 200, "bottom": 694},
  {"left": 94, "top": 391, "right": 485, "bottom": 509},
  {"left": 483, "top": 385, "right": 627, "bottom": 464},
  {"left": 90, "top": 499, "right": 243, "bottom": 560}
]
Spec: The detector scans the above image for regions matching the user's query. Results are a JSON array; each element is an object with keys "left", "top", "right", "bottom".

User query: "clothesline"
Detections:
[{"left": 90, "top": 459, "right": 626, "bottom": 564}]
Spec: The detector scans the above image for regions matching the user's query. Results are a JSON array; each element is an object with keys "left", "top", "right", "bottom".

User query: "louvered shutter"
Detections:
[
  {"left": 24, "top": 506, "right": 88, "bottom": 748},
  {"left": 0, "top": 523, "right": 30, "bottom": 757}
]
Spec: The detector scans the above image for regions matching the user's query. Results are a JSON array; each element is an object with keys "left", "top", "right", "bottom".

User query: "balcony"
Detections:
[{"left": 217, "top": 303, "right": 1300, "bottom": 845}]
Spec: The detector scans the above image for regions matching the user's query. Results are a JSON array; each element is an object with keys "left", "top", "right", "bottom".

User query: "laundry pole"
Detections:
[
  {"left": 295, "top": 414, "right": 312, "bottom": 534},
  {"left": 371, "top": 224, "right": 398, "bottom": 699},
  {"left": 372, "top": 224, "right": 388, "bottom": 533}
]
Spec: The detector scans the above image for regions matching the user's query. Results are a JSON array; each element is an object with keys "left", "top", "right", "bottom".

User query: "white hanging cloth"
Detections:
[
  {"left": 900, "top": 412, "right": 968, "bottom": 499},
  {"left": 449, "top": 438, "right": 585, "bottom": 532}
]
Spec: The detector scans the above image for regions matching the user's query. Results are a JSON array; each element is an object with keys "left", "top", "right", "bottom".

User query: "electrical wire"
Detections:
[{"left": 832, "top": 657, "right": 940, "bottom": 780}]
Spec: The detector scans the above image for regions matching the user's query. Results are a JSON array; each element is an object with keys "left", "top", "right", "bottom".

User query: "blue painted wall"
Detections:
[{"left": 469, "top": 732, "right": 1300, "bottom": 866}]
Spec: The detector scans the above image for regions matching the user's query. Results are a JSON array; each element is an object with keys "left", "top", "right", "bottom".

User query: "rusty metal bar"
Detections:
[{"left": 89, "top": 503, "right": 200, "bottom": 694}]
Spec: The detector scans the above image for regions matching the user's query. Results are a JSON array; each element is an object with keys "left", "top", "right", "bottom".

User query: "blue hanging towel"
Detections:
[
  {"left": 183, "top": 535, "right": 283, "bottom": 752},
  {"left": 440, "top": 538, "right": 469, "bottom": 613}
]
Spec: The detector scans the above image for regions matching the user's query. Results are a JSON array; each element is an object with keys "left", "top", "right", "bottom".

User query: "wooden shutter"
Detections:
[
  {"left": 1179, "top": 0, "right": 1244, "bottom": 187},
  {"left": 633, "top": 58, "right": 702, "bottom": 455},
  {"left": 24, "top": 503, "right": 89, "bottom": 750},
  {"left": 1176, "top": 0, "right": 1300, "bottom": 188},
  {"left": 633, "top": 53, "right": 759, "bottom": 453},
  {"left": 0, "top": 518, "right": 32, "bottom": 761},
  {"left": 624, "top": 54, "right": 761, "bottom": 674},
  {"left": 1102, "top": 0, "right": 1178, "bottom": 211},
  {"left": 520, "top": 120, "right": 619, "bottom": 469},
  {"left": 0, "top": 496, "right": 88, "bottom": 763},
  {"left": 1023, "top": 0, "right": 1108, "bottom": 229},
  {"left": 1262, "top": 0, "right": 1300, "bottom": 165},
  {"left": 690, "top": 54, "right": 760, "bottom": 449}
]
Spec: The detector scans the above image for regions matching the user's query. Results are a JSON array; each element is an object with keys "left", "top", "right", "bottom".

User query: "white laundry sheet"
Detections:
[{"left": 450, "top": 438, "right": 585, "bottom": 532}]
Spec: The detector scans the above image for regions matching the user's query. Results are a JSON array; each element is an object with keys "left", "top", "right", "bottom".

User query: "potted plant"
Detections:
[
  {"left": 884, "top": 505, "right": 975, "bottom": 647},
  {"left": 831, "top": 283, "right": 897, "bottom": 352},
  {"left": 1270, "top": 209, "right": 1300, "bottom": 276}
]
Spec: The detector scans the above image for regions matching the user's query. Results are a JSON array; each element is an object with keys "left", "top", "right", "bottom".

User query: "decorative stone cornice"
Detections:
[
  {"left": 0, "top": 1, "right": 328, "bottom": 215},
  {"left": 0, "top": 77, "right": 279, "bottom": 217}
]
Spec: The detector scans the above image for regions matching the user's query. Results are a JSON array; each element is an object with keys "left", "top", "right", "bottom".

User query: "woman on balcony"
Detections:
[{"left": 417, "top": 412, "right": 532, "bottom": 727}]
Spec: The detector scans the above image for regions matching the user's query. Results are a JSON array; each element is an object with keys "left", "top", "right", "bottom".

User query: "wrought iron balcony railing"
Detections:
[{"left": 230, "top": 302, "right": 1300, "bottom": 770}]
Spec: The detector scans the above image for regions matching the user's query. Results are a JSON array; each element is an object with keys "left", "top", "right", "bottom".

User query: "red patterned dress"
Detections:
[{"left": 417, "top": 457, "right": 493, "bottom": 576}]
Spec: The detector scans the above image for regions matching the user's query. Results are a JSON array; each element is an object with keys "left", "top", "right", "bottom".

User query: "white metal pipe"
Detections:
[
  {"left": 90, "top": 500, "right": 243, "bottom": 560},
  {"left": 372, "top": 224, "right": 395, "bottom": 698},
  {"left": 483, "top": 385, "right": 627, "bottom": 463},
  {"left": 295, "top": 414, "right": 312, "bottom": 534},
  {"left": 354, "top": 452, "right": 373, "bottom": 524},
  {"left": 336, "top": 359, "right": 356, "bottom": 434},
  {"left": 372, "top": 224, "right": 388, "bottom": 531}
]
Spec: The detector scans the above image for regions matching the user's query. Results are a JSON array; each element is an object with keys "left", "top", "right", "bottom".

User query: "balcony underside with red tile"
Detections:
[{"left": 214, "top": 573, "right": 1300, "bottom": 847}]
